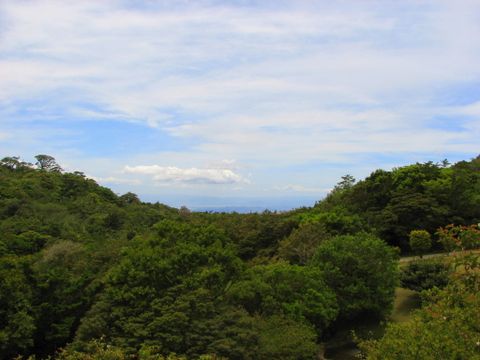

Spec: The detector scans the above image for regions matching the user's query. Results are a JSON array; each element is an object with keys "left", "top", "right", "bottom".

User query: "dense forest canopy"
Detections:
[{"left": 0, "top": 154, "right": 479, "bottom": 359}]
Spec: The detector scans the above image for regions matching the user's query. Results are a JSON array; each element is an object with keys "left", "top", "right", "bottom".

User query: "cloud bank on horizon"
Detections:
[{"left": 0, "top": 0, "right": 479, "bottom": 208}]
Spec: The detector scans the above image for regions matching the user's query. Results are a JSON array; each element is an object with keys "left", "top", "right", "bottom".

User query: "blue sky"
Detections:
[{"left": 0, "top": 0, "right": 479, "bottom": 210}]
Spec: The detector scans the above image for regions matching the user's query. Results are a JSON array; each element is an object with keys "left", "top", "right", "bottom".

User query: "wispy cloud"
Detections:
[
  {"left": 0, "top": 0, "right": 479, "bottom": 206},
  {"left": 456, "top": 101, "right": 480, "bottom": 117},
  {"left": 88, "top": 175, "right": 142, "bottom": 186},
  {"left": 0, "top": 132, "right": 9, "bottom": 141},
  {"left": 124, "top": 164, "right": 248, "bottom": 185}
]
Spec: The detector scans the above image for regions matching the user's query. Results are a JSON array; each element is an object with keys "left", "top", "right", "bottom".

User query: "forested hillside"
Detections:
[
  {"left": 0, "top": 155, "right": 479, "bottom": 359},
  {"left": 295, "top": 157, "right": 480, "bottom": 251}
]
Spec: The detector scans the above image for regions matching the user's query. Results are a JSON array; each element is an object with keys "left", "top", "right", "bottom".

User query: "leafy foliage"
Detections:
[
  {"left": 0, "top": 154, "right": 478, "bottom": 359},
  {"left": 278, "top": 222, "right": 330, "bottom": 264},
  {"left": 311, "top": 233, "right": 399, "bottom": 319},
  {"left": 0, "top": 256, "right": 36, "bottom": 358},
  {"left": 400, "top": 259, "right": 450, "bottom": 291},
  {"left": 307, "top": 156, "right": 480, "bottom": 249},
  {"left": 359, "top": 288, "right": 480, "bottom": 360},
  {"left": 57, "top": 338, "right": 192, "bottom": 360},
  {"left": 73, "top": 221, "right": 247, "bottom": 357},
  {"left": 360, "top": 225, "right": 480, "bottom": 359},
  {"left": 437, "top": 224, "right": 480, "bottom": 251},
  {"left": 35, "top": 154, "right": 63, "bottom": 173},
  {"left": 227, "top": 262, "right": 338, "bottom": 334},
  {"left": 254, "top": 315, "right": 318, "bottom": 360},
  {"left": 408, "top": 230, "right": 432, "bottom": 257}
]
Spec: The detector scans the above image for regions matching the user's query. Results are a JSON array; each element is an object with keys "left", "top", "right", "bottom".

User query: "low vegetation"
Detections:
[{"left": 359, "top": 225, "right": 480, "bottom": 359}]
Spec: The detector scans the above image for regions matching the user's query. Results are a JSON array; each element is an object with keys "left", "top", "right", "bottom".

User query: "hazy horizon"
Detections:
[{"left": 139, "top": 193, "right": 321, "bottom": 212}]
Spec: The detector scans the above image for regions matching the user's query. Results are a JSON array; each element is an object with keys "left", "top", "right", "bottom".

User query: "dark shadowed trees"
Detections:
[{"left": 35, "top": 155, "right": 63, "bottom": 173}]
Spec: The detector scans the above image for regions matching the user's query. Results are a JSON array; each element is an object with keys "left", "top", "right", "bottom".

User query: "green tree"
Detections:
[
  {"left": 119, "top": 192, "right": 141, "bottom": 205},
  {"left": 278, "top": 222, "right": 330, "bottom": 264},
  {"left": 359, "top": 289, "right": 480, "bottom": 360},
  {"left": 359, "top": 232, "right": 480, "bottom": 359},
  {"left": 0, "top": 256, "right": 36, "bottom": 357},
  {"left": 409, "top": 230, "right": 432, "bottom": 257},
  {"left": 400, "top": 259, "right": 450, "bottom": 291},
  {"left": 255, "top": 315, "right": 318, "bottom": 360},
  {"left": 0, "top": 156, "right": 32, "bottom": 170},
  {"left": 437, "top": 224, "right": 480, "bottom": 251},
  {"left": 449, "top": 156, "right": 480, "bottom": 223},
  {"left": 35, "top": 154, "right": 63, "bottom": 173},
  {"left": 334, "top": 174, "right": 356, "bottom": 191},
  {"left": 311, "top": 233, "right": 399, "bottom": 319},
  {"left": 227, "top": 262, "right": 338, "bottom": 335},
  {"left": 7, "top": 230, "right": 51, "bottom": 255},
  {"left": 73, "top": 221, "right": 245, "bottom": 357},
  {"left": 32, "top": 241, "right": 94, "bottom": 355},
  {"left": 57, "top": 338, "right": 190, "bottom": 359}
]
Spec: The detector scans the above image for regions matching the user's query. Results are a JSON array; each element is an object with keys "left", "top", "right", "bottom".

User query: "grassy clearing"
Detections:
[
  {"left": 399, "top": 248, "right": 480, "bottom": 264},
  {"left": 322, "top": 250, "right": 480, "bottom": 359},
  {"left": 389, "top": 287, "right": 421, "bottom": 323},
  {"left": 324, "top": 287, "right": 421, "bottom": 359}
]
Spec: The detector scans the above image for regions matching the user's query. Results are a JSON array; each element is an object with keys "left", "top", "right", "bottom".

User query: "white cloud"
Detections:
[
  {"left": 203, "top": 159, "right": 246, "bottom": 171},
  {"left": 123, "top": 164, "right": 248, "bottom": 185},
  {"left": 88, "top": 175, "right": 141, "bottom": 186},
  {"left": 456, "top": 101, "right": 480, "bottom": 117}
]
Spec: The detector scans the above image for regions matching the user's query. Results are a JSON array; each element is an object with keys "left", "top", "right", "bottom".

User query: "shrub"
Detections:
[
  {"left": 408, "top": 230, "right": 431, "bottom": 257},
  {"left": 400, "top": 259, "right": 450, "bottom": 291},
  {"left": 310, "top": 233, "right": 399, "bottom": 319}
]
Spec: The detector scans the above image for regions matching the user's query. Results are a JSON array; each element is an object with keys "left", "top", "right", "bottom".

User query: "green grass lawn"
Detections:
[
  {"left": 324, "top": 287, "right": 421, "bottom": 359},
  {"left": 389, "top": 287, "right": 421, "bottom": 323}
]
